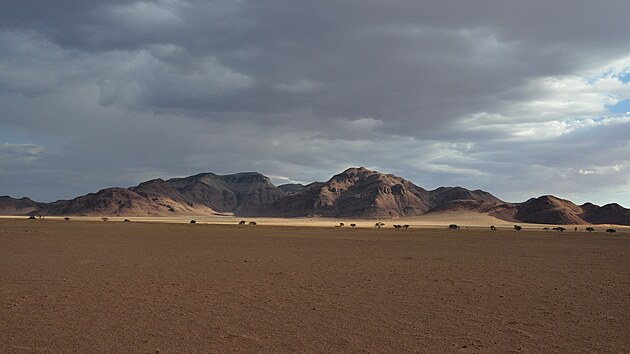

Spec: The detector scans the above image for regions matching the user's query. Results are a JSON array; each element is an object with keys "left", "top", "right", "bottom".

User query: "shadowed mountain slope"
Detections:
[
  {"left": 260, "top": 167, "right": 504, "bottom": 218},
  {"left": 3, "top": 167, "right": 630, "bottom": 225}
]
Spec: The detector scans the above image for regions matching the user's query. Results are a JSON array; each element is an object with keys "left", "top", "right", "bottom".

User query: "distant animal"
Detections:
[
  {"left": 606, "top": 228, "right": 616, "bottom": 233},
  {"left": 449, "top": 224, "right": 460, "bottom": 230},
  {"left": 350, "top": 224, "right": 356, "bottom": 227},
  {"left": 490, "top": 225, "right": 497, "bottom": 231},
  {"left": 249, "top": 221, "right": 257, "bottom": 225},
  {"left": 190, "top": 220, "right": 196, "bottom": 224},
  {"left": 543, "top": 227, "right": 550, "bottom": 231},
  {"left": 375, "top": 222, "right": 385, "bottom": 229},
  {"left": 64, "top": 217, "right": 70, "bottom": 221},
  {"left": 239, "top": 220, "right": 246, "bottom": 225},
  {"left": 393, "top": 224, "right": 402, "bottom": 229},
  {"left": 28, "top": 215, "right": 36, "bottom": 220},
  {"left": 403, "top": 225, "right": 410, "bottom": 229},
  {"left": 513, "top": 225, "right": 522, "bottom": 231},
  {"left": 552, "top": 227, "right": 566, "bottom": 232},
  {"left": 586, "top": 227, "right": 595, "bottom": 232},
  {"left": 102, "top": 217, "right": 109, "bottom": 222}
]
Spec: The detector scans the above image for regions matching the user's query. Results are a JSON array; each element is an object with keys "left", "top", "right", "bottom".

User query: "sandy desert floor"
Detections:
[{"left": 1, "top": 219, "right": 629, "bottom": 353}]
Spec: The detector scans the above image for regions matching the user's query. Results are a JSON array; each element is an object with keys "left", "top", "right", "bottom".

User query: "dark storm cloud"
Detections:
[{"left": 1, "top": 1, "right": 630, "bottom": 205}]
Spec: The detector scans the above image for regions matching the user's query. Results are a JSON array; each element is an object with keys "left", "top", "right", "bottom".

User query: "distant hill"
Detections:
[
  {"left": 2, "top": 167, "right": 630, "bottom": 225},
  {"left": 4, "top": 172, "right": 283, "bottom": 217},
  {"left": 0, "top": 196, "right": 41, "bottom": 215},
  {"left": 515, "top": 195, "right": 586, "bottom": 224},
  {"left": 261, "top": 167, "right": 504, "bottom": 218}
]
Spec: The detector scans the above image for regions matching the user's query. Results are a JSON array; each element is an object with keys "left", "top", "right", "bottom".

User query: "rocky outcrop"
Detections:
[
  {"left": 262, "top": 167, "right": 503, "bottom": 218},
  {"left": 4, "top": 167, "right": 630, "bottom": 225}
]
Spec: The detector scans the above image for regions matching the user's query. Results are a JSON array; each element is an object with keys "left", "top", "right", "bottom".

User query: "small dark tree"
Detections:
[
  {"left": 606, "top": 228, "right": 616, "bottom": 233},
  {"left": 586, "top": 227, "right": 595, "bottom": 232},
  {"left": 249, "top": 221, "right": 257, "bottom": 225},
  {"left": 403, "top": 225, "right": 410, "bottom": 229},
  {"left": 350, "top": 223, "right": 356, "bottom": 227},
  {"left": 513, "top": 225, "right": 522, "bottom": 231},
  {"left": 490, "top": 225, "right": 497, "bottom": 231},
  {"left": 64, "top": 217, "right": 70, "bottom": 221},
  {"left": 190, "top": 220, "right": 196, "bottom": 224},
  {"left": 239, "top": 220, "right": 246, "bottom": 225},
  {"left": 449, "top": 224, "right": 460, "bottom": 230}
]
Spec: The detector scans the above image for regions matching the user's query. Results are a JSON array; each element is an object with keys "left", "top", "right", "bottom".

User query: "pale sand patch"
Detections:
[{"left": 2, "top": 211, "right": 627, "bottom": 230}]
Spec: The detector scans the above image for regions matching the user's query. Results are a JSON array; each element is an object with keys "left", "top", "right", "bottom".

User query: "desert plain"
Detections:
[{"left": 1, "top": 216, "right": 629, "bottom": 353}]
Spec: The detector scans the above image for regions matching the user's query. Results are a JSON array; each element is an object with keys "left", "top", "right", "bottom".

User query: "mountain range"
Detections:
[{"left": 2, "top": 167, "right": 629, "bottom": 225}]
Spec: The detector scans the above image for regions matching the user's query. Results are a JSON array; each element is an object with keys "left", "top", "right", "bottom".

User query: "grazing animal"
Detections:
[
  {"left": 375, "top": 222, "right": 385, "bottom": 229},
  {"left": 586, "top": 227, "right": 595, "bottom": 232},
  {"left": 449, "top": 224, "right": 460, "bottom": 230},
  {"left": 490, "top": 225, "right": 497, "bottom": 231},
  {"left": 513, "top": 225, "right": 522, "bottom": 231},
  {"left": 102, "top": 217, "right": 109, "bottom": 222},
  {"left": 543, "top": 227, "right": 550, "bottom": 231},
  {"left": 606, "top": 228, "right": 616, "bottom": 233},
  {"left": 239, "top": 220, "right": 246, "bottom": 225},
  {"left": 249, "top": 221, "right": 257, "bottom": 225},
  {"left": 393, "top": 224, "right": 402, "bottom": 229}
]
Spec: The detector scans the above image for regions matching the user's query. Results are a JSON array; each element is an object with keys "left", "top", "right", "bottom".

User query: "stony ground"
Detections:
[{"left": 1, "top": 219, "right": 629, "bottom": 353}]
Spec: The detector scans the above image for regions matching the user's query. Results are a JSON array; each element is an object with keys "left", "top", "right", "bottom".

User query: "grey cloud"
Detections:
[{"left": 2, "top": 1, "right": 630, "bottom": 206}]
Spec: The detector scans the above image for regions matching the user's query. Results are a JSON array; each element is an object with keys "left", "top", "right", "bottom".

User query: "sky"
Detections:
[{"left": 1, "top": 1, "right": 630, "bottom": 206}]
